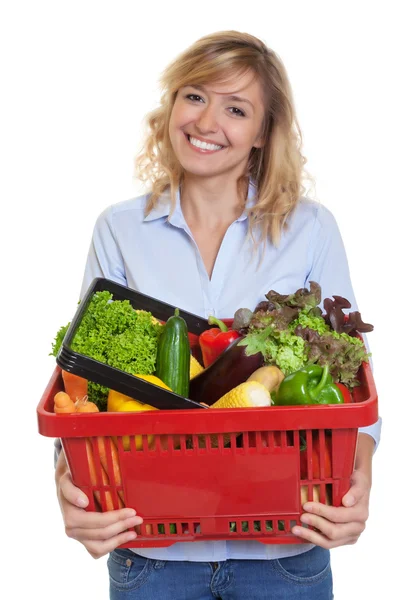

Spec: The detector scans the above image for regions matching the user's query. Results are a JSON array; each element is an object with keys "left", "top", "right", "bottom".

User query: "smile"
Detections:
[{"left": 186, "top": 134, "right": 225, "bottom": 153}]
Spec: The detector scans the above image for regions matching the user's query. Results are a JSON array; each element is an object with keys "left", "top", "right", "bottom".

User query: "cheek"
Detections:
[
  {"left": 229, "top": 125, "right": 262, "bottom": 149},
  {"left": 168, "top": 110, "right": 185, "bottom": 150},
  {"left": 170, "top": 102, "right": 194, "bottom": 130}
]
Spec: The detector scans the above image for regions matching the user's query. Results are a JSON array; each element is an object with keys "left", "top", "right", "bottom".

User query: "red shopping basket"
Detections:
[{"left": 37, "top": 345, "right": 378, "bottom": 547}]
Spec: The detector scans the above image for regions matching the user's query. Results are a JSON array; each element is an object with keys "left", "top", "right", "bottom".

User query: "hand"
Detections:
[
  {"left": 55, "top": 451, "right": 143, "bottom": 559},
  {"left": 292, "top": 468, "right": 371, "bottom": 549}
]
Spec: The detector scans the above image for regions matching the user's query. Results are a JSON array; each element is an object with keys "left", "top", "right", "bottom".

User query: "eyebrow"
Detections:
[{"left": 188, "top": 84, "right": 255, "bottom": 110}]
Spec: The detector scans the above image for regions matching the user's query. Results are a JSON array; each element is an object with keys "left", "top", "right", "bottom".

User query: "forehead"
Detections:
[{"left": 186, "top": 70, "right": 264, "bottom": 103}]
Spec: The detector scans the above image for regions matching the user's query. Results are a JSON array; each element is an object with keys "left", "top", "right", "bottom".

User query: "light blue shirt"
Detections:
[{"left": 80, "top": 181, "right": 381, "bottom": 561}]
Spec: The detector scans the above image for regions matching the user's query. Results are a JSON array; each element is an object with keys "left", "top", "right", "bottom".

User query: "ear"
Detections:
[
  {"left": 253, "top": 135, "right": 265, "bottom": 149},
  {"left": 253, "top": 126, "right": 266, "bottom": 149}
]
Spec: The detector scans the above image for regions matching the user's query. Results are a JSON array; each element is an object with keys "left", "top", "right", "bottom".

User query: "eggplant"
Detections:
[{"left": 188, "top": 338, "right": 264, "bottom": 406}]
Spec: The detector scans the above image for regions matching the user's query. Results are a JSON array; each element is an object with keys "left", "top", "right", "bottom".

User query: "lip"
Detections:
[{"left": 184, "top": 133, "right": 226, "bottom": 154}]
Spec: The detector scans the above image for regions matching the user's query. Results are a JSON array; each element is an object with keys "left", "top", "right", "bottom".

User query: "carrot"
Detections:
[
  {"left": 61, "top": 370, "right": 88, "bottom": 403},
  {"left": 54, "top": 391, "right": 76, "bottom": 413},
  {"left": 85, "top": 438, "right": 124, "bottom": 511},
  {"left": 96, "top": 437, "right": 124, "bottom": 499},
  {"left": 75, "top": 395, "right": 99, "bottom": 413}
]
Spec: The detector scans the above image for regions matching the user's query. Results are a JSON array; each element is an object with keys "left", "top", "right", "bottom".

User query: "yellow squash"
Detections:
[
  {"left": 190, "top": 355, "right": 204, "bottom": 379},
  {"left": 107, "top": 375, "right": 170, "bottom": 450}
]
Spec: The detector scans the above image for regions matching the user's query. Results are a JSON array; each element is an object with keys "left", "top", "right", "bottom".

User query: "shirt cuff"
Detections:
[{"left": 358, "top": 416, "right": 382, "bottom": 453}]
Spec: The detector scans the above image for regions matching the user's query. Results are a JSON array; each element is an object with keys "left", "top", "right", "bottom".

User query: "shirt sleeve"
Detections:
[
  {"left": 79, "top": 206, "right": 128, "bottom": 300},
  {"left": 305, "top": 203, "right": 382, "bottom": 451}
]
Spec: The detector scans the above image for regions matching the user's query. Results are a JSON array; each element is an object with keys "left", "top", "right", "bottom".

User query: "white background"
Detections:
[{"left": 1, "top": 1, "right": 417, "bottom": 598}]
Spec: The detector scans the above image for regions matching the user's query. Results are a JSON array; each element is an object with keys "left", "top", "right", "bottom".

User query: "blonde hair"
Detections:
[{"left": 135, "top": 31, "right": 311, "bottom": 246}]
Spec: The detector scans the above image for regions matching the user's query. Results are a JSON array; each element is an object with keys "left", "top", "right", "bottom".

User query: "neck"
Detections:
[{"left": 180, "top": 174, "right": 248, "bottom": 227}]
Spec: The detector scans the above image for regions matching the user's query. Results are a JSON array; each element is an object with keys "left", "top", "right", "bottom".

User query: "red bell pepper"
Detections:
[
  {"left": 336, "top": 382, "right": 352, "bottom": 403},
  {"left": 199, "top": 316, "right": 241, "bottom": 368}
]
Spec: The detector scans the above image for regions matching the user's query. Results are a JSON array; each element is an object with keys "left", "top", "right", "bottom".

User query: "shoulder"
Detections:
[
  {"left": 286, "top": 197, "right": 341, "bottom": 241},
  {"left": 92, "top": 194, "right": 157, "bottom": 239},
  {"left": 289, "top": 197, "right": 337, "bottom": 227},
  {"left": 96, "top": 194, "right": 151, "bottom": 225}
]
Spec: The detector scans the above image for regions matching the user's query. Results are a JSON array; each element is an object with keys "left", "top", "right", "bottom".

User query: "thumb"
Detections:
[
  {"left": 342, "top": 469, "right": 368, "bottom": 508},
  {"left": 60, "top": 470, "right": 89, "bottom": 508}
]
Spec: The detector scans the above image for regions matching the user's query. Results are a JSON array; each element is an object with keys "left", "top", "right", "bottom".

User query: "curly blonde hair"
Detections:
[{"left": 135, "top": 31, "right": 310, "bottom": 246}]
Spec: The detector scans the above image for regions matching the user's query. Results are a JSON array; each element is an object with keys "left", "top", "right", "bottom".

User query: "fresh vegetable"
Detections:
[
  {"left": 107, "top": 375, "right": 170, "bottom": 450},
  {"left": 300, "top": 432, "right": 332, "bottom": 480},
  {"left": 95, "top": 436, "right": 125, "bottom": 508},
  {"left": 54, "top": 391, "right": 99, "bottom": 413},
  {"left": 189, "top": 338, "right": 264, "bottom": 406},
  {"left": 235, "top": 282, "right": 373, "bottom": 389},
  {"left": 247, "top": 365, "right": 284, "bottom": 395},
  {"left": 336, "top": 382, "right": 352, "bottom": 403},
  {"left": 156, "top": 308, "right": 190, "bottom": 397},
  {"left": 74, "top": 395, "right": 100, "bottom": 412},
  {"left": 54, "top": 391, "right": 76, "bottom": 413},
  {"left": 135, "top": 374, "right": 172, "bottom": 390},
  {"left": 273, "top": 364, "right": 344, "bottom": 405},
  {"left": 85, "top": 438, "right": 124, "bottom": 511},
  {"left": 300, "top": 484, "right": 331, "bottom": 506},
  {"left": 61, "top": 370, "right": 88, "bottom": 402},
  {"left": 199, "top": 316, "right": 241, "bottom": 367},
  {"left": 190, "top": 355, "right": 204, "bottom": 379},
  {"left": 211, "top": 381, "right": 272, "bottom": 409},
  {"left": 51, "top": 291, "right": 163, "bottom": 410},
  {"left": 108, "top": 383, "right": 159, "bottom": 451}
]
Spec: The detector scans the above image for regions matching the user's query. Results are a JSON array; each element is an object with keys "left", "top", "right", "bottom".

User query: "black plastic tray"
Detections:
[{"left": 56, "top": 277, "right": 213, "bottom": 410}]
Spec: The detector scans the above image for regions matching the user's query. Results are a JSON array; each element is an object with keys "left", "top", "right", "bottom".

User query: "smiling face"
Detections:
[{"left": 168, "top": 70, "right": 266, "bottom": 182}]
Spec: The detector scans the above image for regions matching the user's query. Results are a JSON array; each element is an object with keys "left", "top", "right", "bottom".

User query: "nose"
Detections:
[{"left": 195, "top": 104, "right": 219, "bottom": 134}]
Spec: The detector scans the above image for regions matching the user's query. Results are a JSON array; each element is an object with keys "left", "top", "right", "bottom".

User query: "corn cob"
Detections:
[
  {"left": 202, "top": 381, "right": 271, "bottom": 448},
  {"left": 211, "top": 381, "right": 272, "bottom": 409}
]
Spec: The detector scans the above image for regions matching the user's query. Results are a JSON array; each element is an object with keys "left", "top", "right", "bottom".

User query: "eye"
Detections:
[
  {"left": 228, "top": 107, "right": 246, "bottom": 117},
  {"left": 185, "top": 94, "right": 204, "bottom": 103}
]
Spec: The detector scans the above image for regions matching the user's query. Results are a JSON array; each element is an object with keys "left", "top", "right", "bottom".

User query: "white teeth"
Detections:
[{"left": 188, "top": 136, "right": 223, "bottom": 151}]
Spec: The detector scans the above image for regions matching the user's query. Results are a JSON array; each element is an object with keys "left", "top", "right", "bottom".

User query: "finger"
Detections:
[
  {"left": 64, "top": 505, "right": 142, "bottom": 530},
  {"left": 302, "top": 501, "right": 359, "bottom": 524},
  {"left": 291, "top": 524, "right": 355, "bottom": 549},
  {"left": 299, "top": 512, "right": 365, "bottom": 542},
  {"left": 59, "top": 471, "right": 90, "bottom": 508},
  {"left": 86, "top": 529, "right": 140, "bottom": 560},
  {"left": 342, "top": 471, "right": 369, "bottom": 508},
  {"left": 67, "top": 515, "right": 143, "bottom": 542}
]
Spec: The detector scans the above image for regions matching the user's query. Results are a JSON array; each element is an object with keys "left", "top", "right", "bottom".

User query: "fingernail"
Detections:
[
  {"left": 344, "top": 494, "right": 355, "bottom": 507},
  {"left": 125, "top": 509, "right": 136, "bottom": 517},
  {"left": 303, "top": 503, "right": 313, "bottom": 512},
  {"left": 293, "top": 527, "right": 302, "bottom": 536},
  {"left": 300, "top": 514, "right": 310, "bottom": 525},
  {"left": 76, "top": 496, "right": 89, "bottom": 508}
]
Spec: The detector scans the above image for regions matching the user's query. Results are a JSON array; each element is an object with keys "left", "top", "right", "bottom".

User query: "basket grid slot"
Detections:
[
  {"left": 228, "top": 519, "right": 287, "bottom": 534},
  {"left": 138, "top": 521, "right": 201, "bottom": 536},
  {"left": 119, "top": 430, "right": 299, "bottom": 454}
]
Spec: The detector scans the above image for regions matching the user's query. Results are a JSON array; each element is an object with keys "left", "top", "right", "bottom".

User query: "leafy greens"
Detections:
[
  {"left": 51, "top": 291, "right": 163, "bottom": 410},
  {"left": 234, "top": 281, "right": 373, "bottom": 389}
]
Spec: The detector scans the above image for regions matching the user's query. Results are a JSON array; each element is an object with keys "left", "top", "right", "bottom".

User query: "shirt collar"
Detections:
[{"left": 143, "top": 179, "right": 258, "bottom": 225}]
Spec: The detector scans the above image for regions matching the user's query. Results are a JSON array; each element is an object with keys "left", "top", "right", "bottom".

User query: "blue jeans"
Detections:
[{"left": 107, "top": 546, "right": 333, "bottom": 599}]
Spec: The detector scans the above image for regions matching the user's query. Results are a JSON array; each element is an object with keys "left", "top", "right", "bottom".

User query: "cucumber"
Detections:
[{"left": 156, "top": 308, "right": 190, "bottom": 397}]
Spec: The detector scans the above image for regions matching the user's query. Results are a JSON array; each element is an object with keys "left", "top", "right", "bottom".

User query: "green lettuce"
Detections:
[
  {"left": 236, "top": 282, "right": 372, "bottom": 388},
  {"left": 51, "top": 291, "right": 163, "bottom": 410}
]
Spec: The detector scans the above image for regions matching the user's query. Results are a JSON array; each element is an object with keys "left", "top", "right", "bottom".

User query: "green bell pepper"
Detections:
[{"left": 273, "top": 363, "right": 344, "bottom": 405}]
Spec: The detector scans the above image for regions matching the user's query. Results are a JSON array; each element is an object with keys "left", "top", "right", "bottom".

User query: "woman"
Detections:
[{"left": 55, "top": 30, "right": 381, "bottom": 599}]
